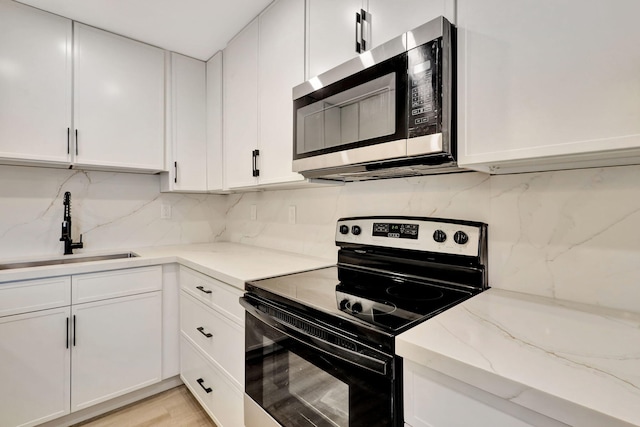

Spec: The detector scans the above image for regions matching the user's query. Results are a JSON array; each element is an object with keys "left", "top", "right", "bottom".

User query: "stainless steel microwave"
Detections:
[{"left": 292, "top": 16, "right": 458, "bottom": 181}]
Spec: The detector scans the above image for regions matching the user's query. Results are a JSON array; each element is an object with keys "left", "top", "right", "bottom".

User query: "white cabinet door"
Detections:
[
  {"left": 71, "top": 291, "right": 162, "bottom": 411},
  {"left": 223, "top": 18, "right": 260, "bottom": 189},
  {"left": 73, "top": 23, "right": 165, "bottom": 172},
  {"left": 0, "top": 307, "right": 71, "bottom": 427},
  {"left": 258, "top": 0, "right": 305, "bottom": 186},
  {"left": 367, "top": 0, "right": 455, "bottom": 47},
  {"left": 163, "top": 53, "right": 207, "bottom": 192},
  {"left": 206, "top": 51, "right": 224, "bottom": 191},
  {"left": 0, "top": 1, "right": 72, "bottom": 166},
  {"left": 456, "top": 0, "right": 640, "bottom": 173},
  {"left": 306, "top": 0, "right": 364, "bottom": 78}
]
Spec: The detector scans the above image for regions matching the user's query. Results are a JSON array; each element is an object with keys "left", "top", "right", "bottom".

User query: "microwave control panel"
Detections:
[{"left": 407, "top": 39, "right": 441, "bottom": 138}]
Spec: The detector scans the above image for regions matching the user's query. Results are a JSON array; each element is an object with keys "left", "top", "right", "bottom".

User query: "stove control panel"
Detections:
[{"left": 336, "top": 216, "right": 485, "bottom": 257}]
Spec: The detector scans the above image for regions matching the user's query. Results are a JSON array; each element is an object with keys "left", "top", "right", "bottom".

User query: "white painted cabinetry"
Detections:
[
  {"left": 223, "top": 18, "right": 260, "bottom": 189},
  {"left": 306, "top": 0, "right": 454, "bottom": 78},
  {"left": 0, "top": 266, "right": 163, "bottom": 427},
  {"left": 0, "top": 276, "right": 71, "bottom": 427},
  {"left": 456, "top": 0, "right": 640, "bottom": 174},
  {"left": 162, "top": 53, "right": 207, "bottom": 192},
  {"left": 0, "top": 0, "right": 72, "bottom": 167},
  {"left": 73, "top": 23, "right": 165, "bottom": 172},
  {"left": 179, "top": 266, "right": 244, "bottom": 427},
  {"left": 257, "top": 0, "right": 306, "bottom": 186},
  {"left": 206, "top": 51, "right": 224, "bottom": 191},
  {"left": 403, "top": 361, "right": 567, "bottom": 427}
]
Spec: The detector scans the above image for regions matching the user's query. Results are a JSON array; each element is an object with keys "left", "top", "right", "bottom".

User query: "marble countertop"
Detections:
[
  {"left": 396, "top": 288, "right": 640, "bottom": 427},
  {"left": 0, "top": 242, "right": 334, "bottom": 289}
]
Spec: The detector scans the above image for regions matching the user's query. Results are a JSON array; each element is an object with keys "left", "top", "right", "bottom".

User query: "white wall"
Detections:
[
  {"left": 224, "top": 165, "right": 640, "bottom": 313},
  {"left": 0, "top": 165, "right": 226, "bottom": 260}
]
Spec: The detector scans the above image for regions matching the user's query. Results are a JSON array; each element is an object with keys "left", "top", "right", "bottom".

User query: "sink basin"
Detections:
[{"left": 0, "top": 252, "right": 138, "bottom": 270}]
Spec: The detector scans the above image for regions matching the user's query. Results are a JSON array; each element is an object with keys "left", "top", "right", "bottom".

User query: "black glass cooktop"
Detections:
[{"left": 246, "top": 265, "right": 474, "bottom": 335}]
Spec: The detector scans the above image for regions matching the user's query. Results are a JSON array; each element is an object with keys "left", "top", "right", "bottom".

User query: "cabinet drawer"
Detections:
[
  {"left": 72, "top": 266, "right": 162, "bottom": 304},
  {"left": 180, "top": 291, "right": 244, "bottom": 388},
  {"left": 180, "top": 337, "right": 243, "bottom": 427},
  {"left": 0, "top": 276, "right": 71, "bottom": 317},
  {"left": 179, "top": 267, "right": 244, "bottom": 324}
]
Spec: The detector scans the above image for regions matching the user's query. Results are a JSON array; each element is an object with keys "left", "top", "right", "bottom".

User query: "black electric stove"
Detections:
[{"left": 241, "top": 216, "right": 488, "bottom": 427}]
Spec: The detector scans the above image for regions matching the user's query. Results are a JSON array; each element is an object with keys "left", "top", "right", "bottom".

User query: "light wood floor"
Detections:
[{"left": 74, "top": 386, "right": 217, "bottom": 427}]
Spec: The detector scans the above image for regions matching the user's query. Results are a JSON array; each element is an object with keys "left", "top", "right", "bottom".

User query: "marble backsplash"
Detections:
[
  {"left": 0, "top": 165, "right": 226, "bottom": 260},
  {"left": 1, "top": 163, "right": 638, "bottom": 313},
  {"left": 224, "top": 165, "right": 640, "bottom": 313}
]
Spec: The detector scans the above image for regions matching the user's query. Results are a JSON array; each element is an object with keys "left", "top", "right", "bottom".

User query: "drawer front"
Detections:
[
  {"left": 180, "top": 337, "right": 243, "bottom": 427},
  {"left": 0, "top": 276, "right": 71, "bottom": 317},
  {"left": 179, "top": 266, "right": 244, "bottom": 324},
  {"left": 180, "top": 291, "right": 244, "bottom": 388},
  {"left": 72, "top": 266, "right": 162, "bottom": 304}
]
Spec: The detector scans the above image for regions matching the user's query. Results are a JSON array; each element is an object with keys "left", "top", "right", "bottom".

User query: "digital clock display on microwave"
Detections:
[{"left": 372, "top": 223, "right": 419, "bottom": 239}]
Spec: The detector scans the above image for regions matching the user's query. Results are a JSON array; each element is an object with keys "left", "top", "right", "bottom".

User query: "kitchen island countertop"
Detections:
[{"left": 397, "top": 288, "right": 640, "bottom": 427}]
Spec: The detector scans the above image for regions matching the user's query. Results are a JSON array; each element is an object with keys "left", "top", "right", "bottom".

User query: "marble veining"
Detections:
[{"left": 397, "top": 289, "right": 640, "bottom": 426}]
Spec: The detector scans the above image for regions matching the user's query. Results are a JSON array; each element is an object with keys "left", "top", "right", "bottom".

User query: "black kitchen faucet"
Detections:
[{"left": 60, "top": 191, "right": 84, "bottom": 255}]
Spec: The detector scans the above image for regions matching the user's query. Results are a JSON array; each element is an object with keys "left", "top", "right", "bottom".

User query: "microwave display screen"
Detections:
[{"left": 373, "top": 223, "right": 419, "bottom": 239}]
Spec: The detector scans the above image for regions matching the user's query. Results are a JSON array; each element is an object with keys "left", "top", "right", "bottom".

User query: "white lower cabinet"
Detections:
[
  {"left": 0, "top": 307, "right": 71, "bottom": 427},
  {"left": 403, "top": 360, "right": 567, "bottom": 427},
  {"left": 71, "top": 291, "right": 162, "bottom": 411},
  {"left": 179, "top": 266, "right": 244, "bottom": 427},
  {"left": 181, "top": 337, "right": 244, "bottom": 427},
  {"left": 0, "top": 265, "right": 163, "bottom": 427}
]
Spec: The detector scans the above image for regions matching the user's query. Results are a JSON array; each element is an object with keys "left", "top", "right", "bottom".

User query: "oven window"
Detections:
[{"left": 245, "top": 312, "right": 396, "bottom": 427}]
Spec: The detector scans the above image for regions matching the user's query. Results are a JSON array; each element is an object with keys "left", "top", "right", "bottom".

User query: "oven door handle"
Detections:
[{"left": 240, "top": 296, "right": 392, "bottom": 377}]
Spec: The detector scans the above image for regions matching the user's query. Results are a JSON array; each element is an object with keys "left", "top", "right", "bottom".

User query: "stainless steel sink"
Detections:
[{"left": 0, "top": 252, "right": 138, "bottom": 270}]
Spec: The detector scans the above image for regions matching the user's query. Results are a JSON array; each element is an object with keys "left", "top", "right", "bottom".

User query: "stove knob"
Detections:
[
  {"left": 339, "top": 299, "right": 350, "bottom": 310},
  {"left": 339, "top": 225, "right": 349, "bottom": 235},
  {"left": 433, "top": 229, "right": 447, "bottom": 243},
  {"left": 351, "top": 302, "right": 363, "bottom": 314},
  {"left": 454, "top": 230, "right": 469, "bottom": 245},
  {"left": 351, "top": 225, "right": 362, "bottom": 236}
]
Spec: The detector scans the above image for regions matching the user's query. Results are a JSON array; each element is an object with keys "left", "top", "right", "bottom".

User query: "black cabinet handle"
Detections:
[
  {"left": 197, "top": 378, "right": 212, "bottom": 393},
  {"left": 197, "top": 326, "right": 213, "bottom": 338},
  {"left": 174, "top": 161, "right": 178, "bottom": 184},
  {"left": 355, "top": 11, "right": 362, "bottom": 53},
  {"left": 360, "top": 9, "right": 368, "bottom": 51},
  {"left": 196, "top": 285, "right": 212, "bottom": 294},
  {"left": 73, "top": 315, "right": 76, "bottom": 346},
  {"left": 67, "top": 128, "right": 70, "bottom": 154},
  {"left": 75, "top": 129, "right": 78, "bottom": 155},
  {"left": 252, "top": 149, "right": 260, "bottom": 177},
  {"left": 66, "top": 317, "right": 69, "bottom": 349}
]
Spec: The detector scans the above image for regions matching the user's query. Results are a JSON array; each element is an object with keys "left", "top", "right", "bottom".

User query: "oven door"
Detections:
[{"left": 241, "top": 295, "right": 401, "bottom": 427}]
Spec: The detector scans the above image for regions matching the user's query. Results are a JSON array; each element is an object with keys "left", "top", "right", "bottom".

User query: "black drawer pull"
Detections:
[
  {"left": 197, "top": 326, "right": 213, "bottom": 338},
  {"left": 196, "top": 285, "right": 212, "bottom": 294},
  {"left": 197, "top": 378, "right": 212, "bottom": 393}
]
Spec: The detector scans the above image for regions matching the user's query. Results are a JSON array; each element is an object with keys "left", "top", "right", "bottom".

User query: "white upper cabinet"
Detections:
[
  {"left": 367, "top": 0, "right": 455, "bottom": 47},
  {"left": 456, "top": 0, "right": 640, "bottom": 173},
  {"left": 223, "top": 18, "right": 260, "bottom": 189},
  {"left": 306, "top": 0, "right": 364, "bottom": 79},
  {"left": 306, "top": 0, "right": 454, "bottom": 79},
  {"left": 73, "top": 23, "right": 165, "bottom": 172},
  {"left": 0, "top": 1, "right": 72, "bottom": 167},
  {"left": 258, "top": 0, "right": 305, "bottom": 186},
  {"left": 162, "top": 53, "right": 207, "bottom": 192},
  {"left": 206, "top": 51, "right": 224, "bottom": 192}
]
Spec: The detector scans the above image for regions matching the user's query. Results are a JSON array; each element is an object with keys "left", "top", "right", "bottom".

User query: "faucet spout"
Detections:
[{"left": 60, "top": 192, "right": 84, "bottom": 255}]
